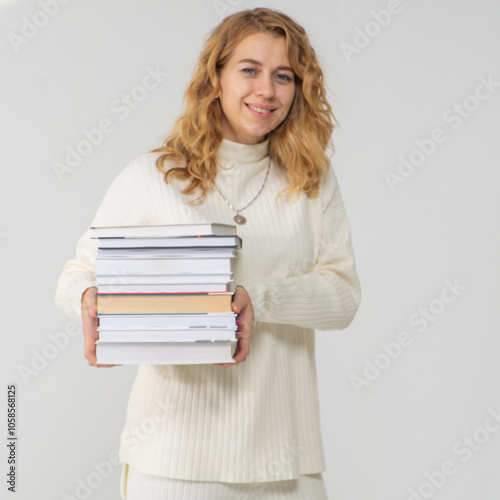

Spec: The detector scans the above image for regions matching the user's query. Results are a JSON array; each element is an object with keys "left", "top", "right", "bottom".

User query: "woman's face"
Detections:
[{"left": 217, "top": 32, "right": 296, "bottom": 145}]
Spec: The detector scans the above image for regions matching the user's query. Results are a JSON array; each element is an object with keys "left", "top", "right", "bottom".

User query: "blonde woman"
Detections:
[{"left": 56, "top": 8, "right": 361, "bottom": 499}]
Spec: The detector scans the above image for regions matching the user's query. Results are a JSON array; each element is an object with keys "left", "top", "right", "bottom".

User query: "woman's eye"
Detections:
[
  {"left": 275, "top": 73, "right": 293, "bottom": 82},
  {"left": 241, "top": 68, "right": 256, "bottom": 75}
]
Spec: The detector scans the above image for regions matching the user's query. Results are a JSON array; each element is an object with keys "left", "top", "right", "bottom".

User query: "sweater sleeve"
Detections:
[
  {"left": 54, "top": 156, "right": 150, "bottom": 324},
  {"left": 238, "top": 167, "right": 361, "bottom": 331}
]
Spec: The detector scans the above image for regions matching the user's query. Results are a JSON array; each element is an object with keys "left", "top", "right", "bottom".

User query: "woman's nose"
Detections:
[{"left": 255, "top": 75, "right": 275, "bottom": 98}]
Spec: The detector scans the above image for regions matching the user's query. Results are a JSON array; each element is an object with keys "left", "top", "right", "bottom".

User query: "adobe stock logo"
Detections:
[
  {"left": 60, "top": 450, "right": 121, "bottom": 500},
  {"left": 120, "top": 401, "right": 177, "bottom": 453},
  {"left": 384, "top": 74, "right": 500, "bottom": 191},
  {"left": 350, "top": 277, "right": 466, "bottom": 395},
  {"left": 7, "top": 0, "right": 73, "bottom": 53},
  {"left": 213, "top": 0, "right": 245, "bottom": 20},
  {"left": 51, "top": 65, "right": 169, "bottom": 182},
  {"left": 406, "top": 405, "right": 500, "bottom": 500},
  {"left": 238, "top": 439, "right": 307, "bottom": 500},
  {"left": 17, "top": 321, "right": 81, "bottom": 385},
  {"left": 340, "top": 0, "right": 405, "bottom": 64}
]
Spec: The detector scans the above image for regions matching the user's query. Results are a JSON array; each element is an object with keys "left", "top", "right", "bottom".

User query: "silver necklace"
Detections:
[{"left": 213, "top": 158, "right": 271, "bottom": 225}]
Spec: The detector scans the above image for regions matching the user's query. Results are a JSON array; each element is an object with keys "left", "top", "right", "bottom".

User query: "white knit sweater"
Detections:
[{"left": 55, "top": 138, "right": 361, "bottom": 483}]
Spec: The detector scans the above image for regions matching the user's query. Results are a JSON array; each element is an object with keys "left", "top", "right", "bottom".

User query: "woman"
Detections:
[{"left": 56, "top": 8, "right": 361, "bottom": 499}]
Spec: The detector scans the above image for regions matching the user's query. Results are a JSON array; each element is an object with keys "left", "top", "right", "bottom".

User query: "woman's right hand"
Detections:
[{"left": 81, "top": 287, "right": 117, "bottom": 367}]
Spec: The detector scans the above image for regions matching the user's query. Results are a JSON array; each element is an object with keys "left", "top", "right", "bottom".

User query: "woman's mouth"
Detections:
[{"left": 245, "top": 103, "right": 276, "bottom": 116}]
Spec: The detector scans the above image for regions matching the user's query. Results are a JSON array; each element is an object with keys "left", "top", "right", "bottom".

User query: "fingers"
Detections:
[
  {"left": 82, "top": 307, "right": 100, "bottom": 366},
  {"left": 230, "top": 286, "right": 249, "bottom": 316},
  {"left": 233, "top": 310, "right": 252, "bottom": 363},
  {"left": 214, "top": 308, "right": 253, "bottom": 368},
  {"left": 213, "top": 286, "right": 255, "bottom": 367},
  {"left": 83, "top": 314, "right": 117, "bottom": 367},
  {"left": 81, "top": 287, "right": 117, "bottom": 368},
  {"left": 232, "top": 333, "right": 251, "bottom": 365},
  {"left": 214, "top": 336, "right": 249, "bottom": 367}
]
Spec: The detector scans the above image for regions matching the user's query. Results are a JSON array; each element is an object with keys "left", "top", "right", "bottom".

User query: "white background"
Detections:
[{"left": 1, "top": 0, "right": 499, "bottom": 499}]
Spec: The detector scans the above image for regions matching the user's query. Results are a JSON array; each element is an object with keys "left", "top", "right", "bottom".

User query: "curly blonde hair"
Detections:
[{"left": 152, "top": 8, "right": 336, "bottom": 201}]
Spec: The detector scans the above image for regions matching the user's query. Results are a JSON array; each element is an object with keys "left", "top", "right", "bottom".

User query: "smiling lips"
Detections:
[{"left": 246, "top": 103, "right": 277, "bottom": 116}]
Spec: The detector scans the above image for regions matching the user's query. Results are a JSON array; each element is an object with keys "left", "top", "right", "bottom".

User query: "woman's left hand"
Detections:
[{"left": 215, "top": 286, "right": 254, "bottom": 367}]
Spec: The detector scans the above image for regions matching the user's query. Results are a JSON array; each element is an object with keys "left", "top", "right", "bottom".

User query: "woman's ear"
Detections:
[{"left": 212, "top": 80, "right": 221, "bottom": 101}]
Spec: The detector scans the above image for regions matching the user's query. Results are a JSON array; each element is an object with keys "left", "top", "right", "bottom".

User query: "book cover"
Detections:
[{"left": 96, "top": 292, "right": 233, "bottom": 314}]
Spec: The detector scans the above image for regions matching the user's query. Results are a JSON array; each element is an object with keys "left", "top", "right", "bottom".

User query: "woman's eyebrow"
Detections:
[{"left": 237, "top": 58, "right": 293, "bottom": 72}]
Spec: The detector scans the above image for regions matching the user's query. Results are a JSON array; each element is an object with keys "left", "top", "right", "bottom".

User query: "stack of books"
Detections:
[{"left": 91, "top": 223, "right": 241, "bottom": 365}]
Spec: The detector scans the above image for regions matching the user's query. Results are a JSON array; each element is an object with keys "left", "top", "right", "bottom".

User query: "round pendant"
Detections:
[{"left": 233, "top": 214, "right": 246, "bottom": 225}]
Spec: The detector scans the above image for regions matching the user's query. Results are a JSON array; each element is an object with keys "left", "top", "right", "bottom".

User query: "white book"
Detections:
[
  {"left": 97, "top": 328, "right": 237, "bottom": 342},
  {"left": 95, "top": 258, "right": 233, "bottom": 275},
  {"left": 91, "top": 223, "right": 236, "bottom": 239},
  {"left": 98, "top": 235, "right": 242, "bottom": 249},
  {"left": 95, "top": 274, "right": 232, "bottom": 285},
  {"left": 97, "top": 313, "right": 237, "bottom": 330},
  {"left": 96, "top": 283, "right": 228, "bottom": 294},
  {"left": 97, "top": 247, "right": 236, "bottom": 259},
  {"left": 95, "top": 341, "right": 236, "bottom": 365}
]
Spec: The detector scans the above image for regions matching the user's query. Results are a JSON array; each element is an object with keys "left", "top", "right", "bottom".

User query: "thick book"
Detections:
[
  {"left": 96, "top": 283, "right": 228, "bottom": 294},
  {"left": 96, "top": 247, "right": 236, "bottom": 259},
  {"left": 96, "top": 292, "right": 233, "bottom": 314},
  {"left": 97, "top": 235, "right": 242, "bottom": 249},
  {"left": 97, "top": 313, "right": 237, "bottom": 330},
  {"left": 91, "top": 223, "right": 236, "bottom": 239},
  {"left": 95, "top": 340, "right": 236, "bottom": 365},
  {"left": 95, "top": 258, "right": 233, "bottom": 276},
  {"left": 95, "top": 274, "right": 232, "bottom": 285},
  {"left": 97, "top": 328, "right": 237, "bottom": 342}
]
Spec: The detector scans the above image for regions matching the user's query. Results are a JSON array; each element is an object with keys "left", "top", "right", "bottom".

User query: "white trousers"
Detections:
[{"left": 120, "top": 464, "right": 329, "bottom": 500}]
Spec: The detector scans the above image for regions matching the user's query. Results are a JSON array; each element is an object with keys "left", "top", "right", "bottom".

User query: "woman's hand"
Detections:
[
  {"left": 81, "top": 287, "right": 117, "bottom": 367},
  {"left": 215, "top": 286, "right": 254, "bottom": 367}
]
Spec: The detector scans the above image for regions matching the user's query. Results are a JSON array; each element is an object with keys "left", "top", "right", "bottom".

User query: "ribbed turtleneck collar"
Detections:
[
  {"left": 215, "top": 138, "right": 269, "bottom": 164},
  {"left": 212, "top": 138, "right": 272, "bottom": 210}
]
